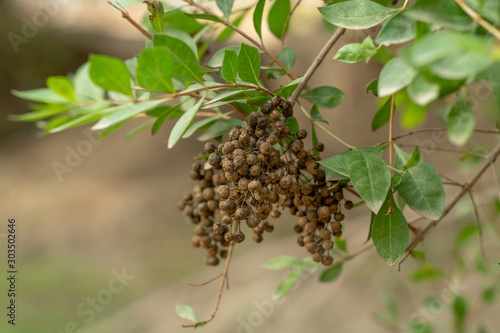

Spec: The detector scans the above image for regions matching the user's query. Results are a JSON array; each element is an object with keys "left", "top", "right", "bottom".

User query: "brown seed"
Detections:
[
  {"left": 234, "top": 231, "right": 246, "bottom": 243},
  {"left": 320, "top": 229, "right": 332, "bottom": 240},
  {"left": 322, "top": 255, "right": 333, "bottom": 266},
  {"left": 238, "top": 178, "right": 249, "bottom": 191},
  {"left": 246, "top": 154, "right": 258, "bottom": 166},
  {"left": 334, "top": 213, "right": 345, "bottom": 222},
  {"left": 200, "top": 235, "right": 211, "bottom": 247},
  {"left": 204, "top": 142, "right": 217, "bottom": 154},
  {"left": 334, "top": 191, "right": 344, "bottom": 201},
  {"left": 297, "top": 129, "right": 307, "bottom": 139},
  {"left": 280, "top": 175, "right": 294, "bottom": 189},
  {"left": 222, "top": 215, "right": 232, "bottom": 225},
  {"left": 208, "top": 153, "right": 221, "bottom": 167},
  {"left": 261, "top": 102, "right": 273, "bottom": 115},
  {"left": 207, "top": 245, "right": 218, "bottom": 256},
  {"left": 205, "top": 256, "right": 219, "bottom": 266},
  {"left": 331, "top": 221, "right": 342, "bottom": 233},
  {"left": 312, "top": 252, "right": 322, "bottom": 263},
  {"left": 297, "top": 235, "right": 305, "bottom": 246},
  {"left": 246, "top": 215, "right": 260, "bottom": 228},
  {"left": 248, "top": 180, "right": 263, "bottom": 193},
  {"left": 233, "top": 155, "right": 246, "bottom": 168},
  {"left": 305, "top": 242, "right": 317, "bottom": 253},
  {"left": 304, "top": 222, "right": 316, "bottom": 234},
  {"left": 220, "top": 199, "right": 236, "bottom": 212},
  {"left": 222, "top": 160, "right": 235, "bottom": 173},
  {"left": 344, "top": 200, "right": 354, "bottom": 210},
  {"left": 217, "top": 185, "right": 230, "bottom": 200},
  {"left": 260, "top": 142, "right": 274, "bottom": 156},
  {"left": 250, "top": 165, "right": 262, "bottom": 177},
  {"left": 322, "top": 239, "right": 333, "bottom": 250},
  {"left": 191, "top": 236, "right": 201, "bottom": 248},
  {"left": 317, "top": 206, "right": 331, "bottom": 219},
  {"left": 271, "top": 96, "right": 283, "bottom": 108}
]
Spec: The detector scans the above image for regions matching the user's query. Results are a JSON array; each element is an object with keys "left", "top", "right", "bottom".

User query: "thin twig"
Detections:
[
  {"left": 375, "top": 128, "right": 499, "bottom": 146},
  {"left": 396, "top": 143, "right": 487, "bottom": 158},
  {"left": 454, "top": 0, "right": 500, "bottom": 40},
  {"left": 298, "top": 102, "right": 355, "bottom": 149},
  {"left": 280, "top": 0, "right": 303, "bottom": 49},
  {"left": 188, "top": 274, "right": 223, "bottom": 287},
  {"left": 387, "top": 94, "right": 396, "bottom": 214},
  {"left": 400, "top": 141, "right": 500, "bottom": 265},
  {"left": 491, "top": 163, "right": 500, "bottom": 203},
  {"left": 181, "top": 242, "right": 235, "bottom": 328},
  {"left": 107, "top": 1, "right": 153, "bottom": 40},
  {"left": 290, "top": 28, "right": 346, "bottom": 106},
  {"left": 468, "top": 191, "right": 485, "bottom": 258},
  {"left": 401, "top": 0, "right": 410, "bottom": 10},
  {"left": 183, "top": 0, "right": 297, "bottom": 80}
]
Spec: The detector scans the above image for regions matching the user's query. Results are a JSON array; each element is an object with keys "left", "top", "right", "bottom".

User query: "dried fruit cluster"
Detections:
[{"left": 178, "top": 97, "right": 353, "bottom": 266}]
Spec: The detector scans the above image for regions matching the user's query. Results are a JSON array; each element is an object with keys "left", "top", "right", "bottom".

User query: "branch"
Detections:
[
  {"left": 107, "top": 1, "right": 153, "bottom": 41},
  {"left": 183, "top": 0, "right": 297, "bottom": 80},
  {"left": 181, "top": 242, "right": 235, "bottom": 328},
  {"left": 387, "top": 94, "right": 396, "bottom": 213},
  {"left": 375, "top": 128, "right": 499, "bottom": 146},
  {"left": 290, "top": 28, "right": 346, "bottom": 106},
  {"left": 454, "top": 0, "right": 500, "bottom": 40},
  {"left": 401, "top": 141, "right": 500, "bottom": 263},
  {"left": 280, "top": 0, "right": 303, "bottom": 49}
]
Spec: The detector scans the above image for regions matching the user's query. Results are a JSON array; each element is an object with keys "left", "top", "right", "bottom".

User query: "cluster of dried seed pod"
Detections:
[{"left": 178, "top": 96, "right": 353, "bottom": 266}]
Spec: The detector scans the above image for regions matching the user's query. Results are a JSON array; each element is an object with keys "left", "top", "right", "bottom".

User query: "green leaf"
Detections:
[
  {"left": 168, "top": 96, "right": 205, "bottom": 148},
  {"left": 455, "top": 225, "right": 479, "bottom": 246},
  {"left": 183, "top": 112, "right": 231, "bottom": 138},
  {"left": 285, "top": 116, "right": 299, "bottom": 135},
  {"left": 394, "top": 145, "right": 445, "bottom": 220},
  {"left": 89, "top": 54, "right": 133, "bottom": 96},
  {"left": 197, "top": 118, "right": 246, "bottom": 141},
  {"left": 335, "top": 237, "right": 347, "bottom": 252},
  {"left": 318, "top": 149, "right": 351, "bottom": 178},
  {"left": 319, "top": 263, "right": 343, "bottom": 282},
  {"left": 402, "top": 146, "right": 421, "bottom": 171},
  {"left": 151, "top": 105, "right": 182, "bottom": 135},
  {"left": 400, "top": 102, "right": 427, "bottom": 129},
  {"left": 410, "top": 250, "right": 425, "bottom": 261},
  {"left": 372, "top": 195, "right": 409, "bottom": 266},
  {"left": 74, "top": 62, "right": 104, "bottom": 100},
  {"left": 175, "top": 305, "right": 196, "bottom": 323},
  {"left": 372, "top": 98, "right": 392, "bottom": 131},
  {"left": 268, "top": 0, "right": 291, "bottom": 39},
  {"left": 275, "top": 267, "right": 302, "bottom": 298},
  {"left": 48, "top": 105, "right": 114, "bottom": 133},
  {"left": 405, "top": 0, "right": 471, "bottom": 30},
  {"left": 407, "top": 75, "right": 440, "bottom": 106},
  {"left": 162, "top": 8, "right": 204, "bottom": 35},
  {"left": 333, "top": 36, "right": 377, "bottom": 64},
  {"left": 46, "top": 76, "right": 76, "bottom": 102},
  {"left": 366, "top": 78, "right": 378, "bottom": 96},
  {"left": 216, "top": 0, "right": 234, "bottom": 19},
  {"left": 8, "top": 103, "right": 72, "bottom": 122},
  {"left": 365, "top": 212, "right": 375, "bottom": 244},
  {"left": 347, "top": 148, "right": 391, "bottom": 214},
  {"left": 409, "top": 318, "right": 434, "bottom": 333},
  {"left": 278, "top": 48, "right": 296, "bottom": 70},
  {"left": 378, "top": 57, "right": 417, "bottom": 97},
  {"left": 318, "top": 0, "right": 399, "bottom": 30},
  {"left": 310, "top": 102, "right": 328, "bottom": 124},
  {"left": 154, "top": 34, "right": 202, "bottom": 83},
  {"left": 375, "top": 12, "right": 415, "bottom": 46},
  {"left": 136, "top": 47, "right": 175, "bottom": 92},
  {"left": 222, "top": 49, "right": 238, "bottom": 83},
  {"left": 207, "top": 46, "right": 239, "bottom": 68},
  {"left": 261, "top": 256, "right": 302, "bottom": 270},
  {"left": 124, "top": 119, "right": 155, "bottom": 139},
  {"left": 11, "top": 88, "right": 69, "bottom": 104},
  {"left": 253, "top": 0, "right": 265, "bottom": 42},
  {"left": 453, "top": 295, "right": 468, "bottom": 332},
  {"left": 92, "top": 99, "right": 168, "bottom": 130},
  {"left": 446, "top": 99, "right": 475, "bottom": 146},
  {"left": 482, "top": 286, "right": 495, "bottom": 304},
  {"left": 274, "top": 77, "right": 303, "bottom": 99},
  {"left": 217, "top": 11, "right": 246, "bottom": 41},
  {"left": 301, "top": 86, "right": 346, "bottom": 108},
  {"left": 238, "top": 44, "right": 261, "bottom": 86}
]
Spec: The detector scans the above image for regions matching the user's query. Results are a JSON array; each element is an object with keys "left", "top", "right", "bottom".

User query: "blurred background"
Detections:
[{"left": 0, "top": 1, "right": 499, "bottom": 332}]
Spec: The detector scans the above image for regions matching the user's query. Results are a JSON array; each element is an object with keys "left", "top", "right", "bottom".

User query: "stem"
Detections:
[
  {"left": 387, "top": 94, "right": 395, "bottom": 213},
  {"left": 396, "top": 143, "right": 487, "bottom": 158},
  {"left": 468, "top": 191, "right": 485, "bottom": 257},
  {"left": 183, "top": 0, "right": 297, "bottom": 80},
  {"left": 375, "top": 128, "right": 499, "bottom": 146},
  {"left": 181, "top": 242, "right": 235, "bottom": 328},
  {"left": 290, "top": 28, "right": 347, "bottom": 106},
  {"left": 401, "top": 0, "right": 410, "bottom": 10},
  {"left": 107, "top": 1, "right": 153, "bottom": 41},
  {"left": 298, "top": 102, "right": 355, "bottom": 149},
  {"left": 401, "top": 141, "right": 500, "bottom": 263},
  {"left": 280, "top": 0, "right": 303, "bottom": 49},
  {"left": 454, "top": 0, "right": 500, "bottom": 40}
]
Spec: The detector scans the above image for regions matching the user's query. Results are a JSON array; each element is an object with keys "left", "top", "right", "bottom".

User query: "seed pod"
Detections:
[
  {"left": 315, "top": 142, "right": 325, "bottom": 152},
  {"left": 205, "top": 256, "right": 219, "bottom": 266},
  {"left": 221, "top": 215, "right": 232, "bottom": 225},
  {"left": 234, "top": 231, "right": 246, "bottom": 243},
  {"left": 208, "top": 153, "right": 221, "bottom": 167},
  {"left": 334, "top": 212, "right": 345, "bottom": 222},
  {"left": 317, "top": 206, "right": 331, "bottom": 219},
  {"left": 322, "top": 254, "right": 333, "bottom": 266},
  {"left": 213, "top": 223, "right": 225, "bottom": 235},
  {"left": 281, "top": 101, "right": 293, "bottom": 118},
  {"left": 322, "top": 239, "right": 333, "bottom": 250},
  {"left": 233, "top": 155, "right": 246, "bottom": 168},
  {"left": 335, "top": 191, "right": 344, "bottom": 201},
  {"left": 271, "top": 96, "right": 283, "bottom": 108},
  {"left": 191, "top": 236, "right": 201, "bottom": 248},
  {"left": 296, "top": 129, "right": 307, "bottom": 139},
  {"left": 222, "top": 160, "right": 235, "bottom": 173},
  {"left": 200, "top": 235, "right": 212, "bottom": 247},
  {"left": 246, "top": 113, "right": 258, "bottom": 127},
  {"left": 280, "top": 175, "right": 294, "bottom": 189},
  {"left": 331, "top": 221, "right": 342, "bottom": 233},
  {"left": 320, "top": 228, "right": 332, "bottom": 240},
  {"left": 246, "top": 215, "right": 260, "bottom": 228},
  {"left": 238, "top": 178, "right": 250, "bottom": 191},
  {"left": 250, "top": 165, "right": 262, "bottom": 177},
  {"left": 261, "top": 102, "right": 273, "bottom": 115},
  {"left": 344, "top": 201, "right": 354, "bottom": 210},
  {"left": 220, "top": 199, "right": 236, "bottom": 212},
  {"left": 260, "top": 142, "right": 274, "bottom": 156},
  {"left": 217, "top": 185, "right": 230, "bottom": 199},
  {"left": 229, "top": 127, "right": 241, "bottom": 140},
  {"left": 248, "top": 180, "right": 263, "bottom": 193}
]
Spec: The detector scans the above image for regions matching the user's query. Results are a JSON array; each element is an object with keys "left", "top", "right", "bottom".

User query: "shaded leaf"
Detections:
[
  {"left": 446, "top": 99, "right": 475, "bottom": 146},
  {"left": 333, "top": 36, "right": 377, "bottom": 64},
  {"left": 151, "top": 105, "right": 183, "bottom": 135},
  {"left": 268, "top": 0, "right": 291, "bottom": 39},
  {"left": 319, "top": 263, "right": 343, "bottom": 282},
  {"left": 372, "top": 98, "right": 392, "bottom": 131},
  {"left": 402, "top": 146, "right": 420, "bottom": 171},
  {"left": 278, "top": 48, "right": 296, "bottom": 70},
  {"left": 407, "top": 75, "right": 440, "bottom": 106},
  {"left": 216, "top": 0, "right": 234, "bottom": 19},
  {"left": 310, "top": 102, "right": 328, "bottom": 124},
  {"left": 405, "top": 0, "right": 471, "bottom": 30},
  {"left": 394, "top": 145, "right": 445, "bottom": 220},
  {"left": 319, "top": 0, "right": 399, "bottom": 30},
  {"left": 375, "top": 12, "right": 416, "bottom": 46},
  {"left": 238, "top": 43, "right": 261, "bottom": 86},
  {"left": 274, "top": 77, "right": 303, "bottom": 99},
  {"left": 347, "top": 148, "right": 391, "bottom": 214},
  {"left": 372, "top": 195, "right": 409, "bottom": 265},
  {"left": 222, "top": 49, "right": 238, "bottom": 83},
  {"left": 89, "top": 54, "right": 133, "bottom": 96},
  {"left": 168, "top": 96, "right": 205, "bottom": 148},
  {"left": 318, "top": 150, "right": 351, "bottom": 178},
  {"left": 301, "top": 86, "right": 346, "bottom": 108},
  {"left": 74, "top": 62, "right": 104, "bottom": 100},
  {"left": 378, "top": 57, "right": 417, "bottom": 97},
  {"left": 136, "top": 47, "right": 175, "bottom": 92},
  {"left": 253, "top": 0, "right": 265, "bottom": 42},
  {"left": 366, "top": 78, "right": 378, "bottom": 96},
  {"left": 275, "top": 267, "right": 302, "bottom": 298}
]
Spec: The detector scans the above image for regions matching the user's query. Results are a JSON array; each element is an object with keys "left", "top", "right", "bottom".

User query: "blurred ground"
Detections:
[{"left": 1, "top": 1, "right": 499, "bottom": 333}]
